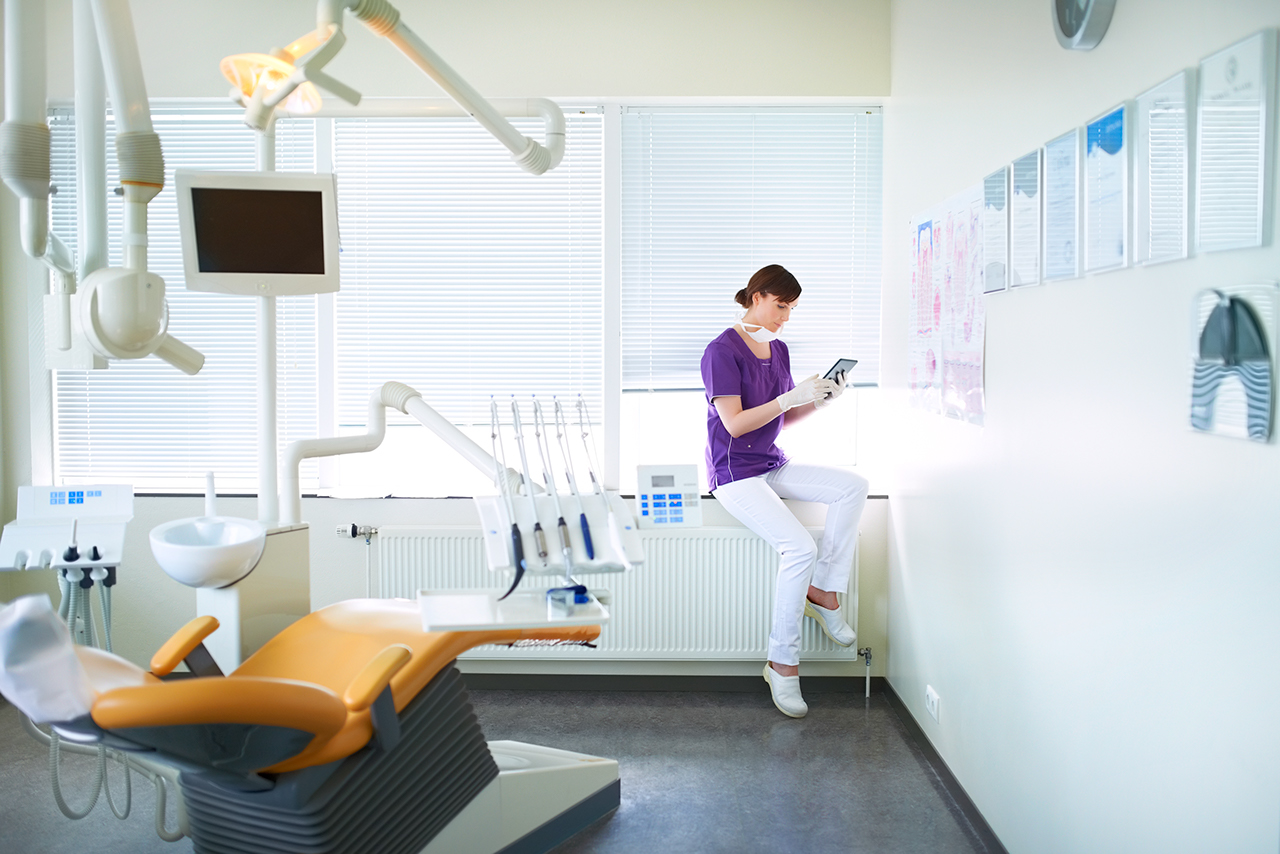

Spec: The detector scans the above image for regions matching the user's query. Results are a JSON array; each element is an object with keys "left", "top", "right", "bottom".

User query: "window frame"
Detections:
[{"left": 31, "top": 98, "right": 883, "bottom": 496}]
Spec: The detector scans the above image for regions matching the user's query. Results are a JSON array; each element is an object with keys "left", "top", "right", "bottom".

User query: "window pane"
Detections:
[
  {"left": 620, "top": 108, "right": 883, "bottom": 390},
  {"left": 50, "top": 105, "right": 319, "bottom": 492}
]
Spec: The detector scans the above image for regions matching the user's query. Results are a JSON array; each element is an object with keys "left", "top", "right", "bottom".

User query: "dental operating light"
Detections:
[{"left": 225, "top": 0, "right": 565, "bottom": 175}]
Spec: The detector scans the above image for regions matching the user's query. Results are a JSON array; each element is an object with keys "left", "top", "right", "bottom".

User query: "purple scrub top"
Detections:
[{"left": 701, "top": 328, "right": 795, "bottom": 490}]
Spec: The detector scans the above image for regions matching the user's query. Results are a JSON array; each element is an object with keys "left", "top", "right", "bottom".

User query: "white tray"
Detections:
[{"left": 419, "top": 588, "right": 610, "bottom": 631}]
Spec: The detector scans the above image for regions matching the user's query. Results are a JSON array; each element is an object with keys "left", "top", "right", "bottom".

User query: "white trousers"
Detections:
[{"left": 712, "top": 463, "right": 869, "bottom": 666}]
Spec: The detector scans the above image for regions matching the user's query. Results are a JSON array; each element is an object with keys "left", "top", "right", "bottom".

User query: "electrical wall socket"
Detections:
[{"left": 925, "top": 685, "right": 940, "bottom": 722}]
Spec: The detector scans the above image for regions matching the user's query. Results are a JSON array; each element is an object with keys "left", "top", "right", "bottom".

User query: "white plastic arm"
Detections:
[
  {"left": 2, "top": 0, "right": 81, "bottom": 350},
  {"left": 318, "top": 0, "right": 564, "bottom": 174},
  {"left": 280, "top": 388, "right": 389, "bottom": 527},
  {"left": 279, "top": 381, "right": 510, "bottom": 526}
]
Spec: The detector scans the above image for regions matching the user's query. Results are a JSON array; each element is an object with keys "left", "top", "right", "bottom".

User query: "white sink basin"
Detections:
[{"left": 150, "top": 516, "right": 267, "bottom": 589}]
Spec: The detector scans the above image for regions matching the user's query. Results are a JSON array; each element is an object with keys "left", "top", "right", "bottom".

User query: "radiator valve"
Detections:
[{"left": 336, "top": 524, "right": 378, "bottom": 544}]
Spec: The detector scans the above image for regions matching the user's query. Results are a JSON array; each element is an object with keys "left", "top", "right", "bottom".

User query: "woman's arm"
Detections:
[{"left": 712, "top": 395, "right": 784, "bottom": 439}]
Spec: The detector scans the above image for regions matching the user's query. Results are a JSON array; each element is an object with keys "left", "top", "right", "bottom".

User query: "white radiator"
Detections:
[{"left": 377, "top": 526, "right": 858, "bottom": 661}]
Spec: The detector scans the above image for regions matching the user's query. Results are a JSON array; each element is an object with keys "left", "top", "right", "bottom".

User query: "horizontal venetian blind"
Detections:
[
  {"left": 330, "top": 111, "right": 604, "bottom": 428},
  {"left": 50, "top": 103, "right": 319, "bottom": 492},
  {"left": 620, "top": 107, "right": 883, "bottom": 389}
]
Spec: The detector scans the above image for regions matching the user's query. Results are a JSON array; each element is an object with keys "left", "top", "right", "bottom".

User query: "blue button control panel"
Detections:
[{"left": 636, "top": 465, "right": 702, "bottom": 529}]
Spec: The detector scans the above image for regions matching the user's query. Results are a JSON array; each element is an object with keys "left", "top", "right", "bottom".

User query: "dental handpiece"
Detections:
[
  {"left": 511, "top": 398, "right": 549, "bottom": 563},
  {"left": 533, "top": 397, "right": 573, "bottom": 575},
  {"left": 578, "top": 396, "right": 632, "bottom": 570},
  {"left": 554, "top": 397, "right": 594, "bottom": 560},
  {"left": 491, "top": 398, "right": 525, "bottom": 600}
]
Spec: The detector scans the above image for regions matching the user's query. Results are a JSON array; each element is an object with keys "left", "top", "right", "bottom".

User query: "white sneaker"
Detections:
[
  {"left": 804, "top": 599, "right": 856, "bottom": 646},
  {"left": 763, "top": 664, "right": 807, "bottom": 718}
]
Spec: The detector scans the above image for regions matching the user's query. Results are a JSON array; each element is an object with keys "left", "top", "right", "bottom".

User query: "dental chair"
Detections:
[{"left": 30, "top": 598, "right": 617, "bottom": 854}]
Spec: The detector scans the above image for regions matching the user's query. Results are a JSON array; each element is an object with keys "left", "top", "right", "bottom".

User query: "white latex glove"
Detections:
[
  {"left": 814, "top": 370, "right": 848, "bottom": 409},
  {"left": 777, "top": 374, "right": 836, "bottom": 412}
]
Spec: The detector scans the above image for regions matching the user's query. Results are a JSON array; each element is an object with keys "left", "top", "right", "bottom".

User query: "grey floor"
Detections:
[{"left": 0, "top": 686, "right": 990, "bottom": 854}]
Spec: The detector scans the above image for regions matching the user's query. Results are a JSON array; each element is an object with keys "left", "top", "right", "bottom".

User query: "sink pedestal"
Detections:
[{"left": 197, "top": 524, "right": 311, "bottom": 672}]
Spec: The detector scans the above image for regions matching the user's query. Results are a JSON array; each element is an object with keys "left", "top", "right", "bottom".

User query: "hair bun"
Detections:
[{"left": 734, "top": 287, "right": 750, "bottom": 307}]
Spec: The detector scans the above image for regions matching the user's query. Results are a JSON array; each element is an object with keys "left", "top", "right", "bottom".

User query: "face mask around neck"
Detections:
[{"left": 738, "top": 321, "right": 781, "bottom": 343}]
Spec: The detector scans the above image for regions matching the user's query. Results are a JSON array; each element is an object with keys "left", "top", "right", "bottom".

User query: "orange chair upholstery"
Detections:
[{"left": 88, "top": 598, "right": 599, "bottom": 776}]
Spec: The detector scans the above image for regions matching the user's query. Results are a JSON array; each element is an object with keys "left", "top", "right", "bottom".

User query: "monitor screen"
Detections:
[
  {"left": 176, "top": 170, "right": 341, "bottom": 296},
  {"left": 191, "top": 187, "right": 326, "bottom": 275}
]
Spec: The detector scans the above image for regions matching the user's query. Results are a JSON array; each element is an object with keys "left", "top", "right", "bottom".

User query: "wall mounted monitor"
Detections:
[{"left": 175, "top": 170, "right": 341, "bottom": 296}]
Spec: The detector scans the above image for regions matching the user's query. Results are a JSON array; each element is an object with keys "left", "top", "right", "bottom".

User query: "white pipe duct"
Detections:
[
  {"left": 74, "top": 0, "right": 108, "bottom": 281},
  {"left": 280, "top": 389, "right": 389, "bottom": 528},
  {"left": 2, "top": 0, "right": 79, "bottom": 349},
  {"left": 279, "top": 382, "right": 508, "bottom": 526}
]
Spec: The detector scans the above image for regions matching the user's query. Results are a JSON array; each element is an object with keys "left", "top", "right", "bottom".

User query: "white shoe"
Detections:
[
  {"left": 763, "top": 664, "right": 807, "bottom": 718},
  {"left": 804, "top": 599, "right": 856, "bottom": 646}
]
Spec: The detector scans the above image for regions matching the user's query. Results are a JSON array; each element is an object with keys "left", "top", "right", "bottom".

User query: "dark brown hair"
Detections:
[{"left": 734, "top": 264, "right": 801, "bottom": 309}]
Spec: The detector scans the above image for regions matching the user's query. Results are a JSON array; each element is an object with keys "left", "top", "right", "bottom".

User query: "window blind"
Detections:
[
  {"left": 49, "top": 104, "right": 319, "bottom": 492},
  {"left": 329, "top": 111, "right": 604, "bottom": 429},
  {"left": 620, "top": 107, "right": 883, "bottom": 389}
]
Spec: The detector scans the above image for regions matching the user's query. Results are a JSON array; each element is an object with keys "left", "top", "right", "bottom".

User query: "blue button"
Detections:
[
  {"left": 655, "top": 517, "right": 667, "bottom": 524},
  {"left": 672, "top": 514, "right": 683, "bottom": 522},
  {"left": 654, "top": 501, "right": 666, "bottom": 508},
  {"left": 641, "top": 510, "right": 649, "bottom": 516}
]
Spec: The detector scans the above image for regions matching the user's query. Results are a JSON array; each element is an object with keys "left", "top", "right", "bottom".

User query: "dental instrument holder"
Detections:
[
  {"left": 473, "top": 489, "right": 643, "bottom": 577},
  {"left": 0, "top": 485, "right": 133, "bottom": 574}
]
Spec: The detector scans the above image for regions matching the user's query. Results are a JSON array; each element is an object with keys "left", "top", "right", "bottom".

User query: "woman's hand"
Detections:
[
  {"left": 778, "top": 374, "right": 835, "bottom": 412},
  {"left": 813, "top": 370, "right": 847, "bottom": 409}
]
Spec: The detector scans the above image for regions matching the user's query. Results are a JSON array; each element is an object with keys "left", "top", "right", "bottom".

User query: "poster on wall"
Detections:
[
  {"left": 1043, "top": 129, "right": 1082, "bottom": 281},
  {"left": 1189, "top": 283, "right": 1277, "bottom": 442},
  {"left": 908, "top": 216, "right": 943, "bottom": 413},
  {"left": 1196, "top": 30, "right": 1276, "bottom": 253},
  {"left": 1085, "top": 104, "right": 1129, "bottom": 273},
  {"left": 1010, "top": 151, "right": 1042, "bottom": 287},
  {"left": 939, "top": 184, "right": 987, "bottom": 425},
  {"left": 1135, "top": 70, "right": 1194, "bottom": 265},
  {"left": 982, "top": 167, "right": 1009, "bottom": 293}
]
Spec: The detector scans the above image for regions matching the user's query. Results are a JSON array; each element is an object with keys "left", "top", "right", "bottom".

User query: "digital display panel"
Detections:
[{"left": 191, "top": 187, "right": 326, "bottom": 275}]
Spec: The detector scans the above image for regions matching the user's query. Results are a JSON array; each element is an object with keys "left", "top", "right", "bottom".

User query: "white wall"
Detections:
[
  {"left": 42, "top": 0, "right": 890, "bottom": 99},
  {"left": 883, "top": 2, "right": 1280, "bottom": 852},
  {"left": 0, "top": 1, "right": 891, "bottom": 669}
]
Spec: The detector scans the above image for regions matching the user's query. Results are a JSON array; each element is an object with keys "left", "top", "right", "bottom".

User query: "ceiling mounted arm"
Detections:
[{"left": 243, "top": 0, "right": 564, "bottom": 174}]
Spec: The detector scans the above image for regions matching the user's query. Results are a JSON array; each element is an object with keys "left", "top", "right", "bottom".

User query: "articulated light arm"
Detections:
[{"left": 238, "top": 0, "right": 565, "bottom": 175}]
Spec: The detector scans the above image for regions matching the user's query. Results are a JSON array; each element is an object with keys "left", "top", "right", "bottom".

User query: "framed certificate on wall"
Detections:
[
  {"left": 1010, "top": 150, "right": 1042, "bottom": 287},
  {"left": 1043, "top": 129, "right": 1082, "bottom": 281},
  {"left": 1135, "top": 70, "right": 1194, "bottom": 264},
  {"left": 983, "top": 167, "right": 1009, "bottom": 293},
  {"left": 1196, "top": 30, "right": 1276, "bottom": 253},
  {"left": 1085, "top": 105, "right": 1130, "bottom": 273}
]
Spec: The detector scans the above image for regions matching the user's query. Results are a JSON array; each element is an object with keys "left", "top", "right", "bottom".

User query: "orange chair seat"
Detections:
[{"left": 91, "top": 598, "right": 599, "bottom": 774}]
